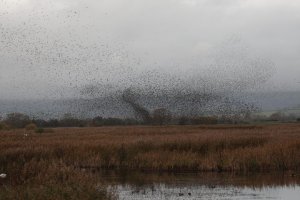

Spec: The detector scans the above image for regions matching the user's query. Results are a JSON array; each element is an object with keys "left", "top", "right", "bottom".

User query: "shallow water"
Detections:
[{"left": 100, "top": 171, "right": 300, "bottom": 200}]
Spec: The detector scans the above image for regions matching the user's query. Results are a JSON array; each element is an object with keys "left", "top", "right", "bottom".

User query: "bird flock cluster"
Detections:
[{"left": 0, "top": 1, "right": 275, "bottom": 119}]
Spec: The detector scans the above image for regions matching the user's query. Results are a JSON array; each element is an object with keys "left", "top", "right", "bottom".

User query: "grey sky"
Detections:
[{"left": 0, "top": 0, "right": 300, "bottom": 99}]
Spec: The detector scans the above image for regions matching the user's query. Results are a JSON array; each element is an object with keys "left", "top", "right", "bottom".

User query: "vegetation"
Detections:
[
  {"left": 0, "top": 111, "right": 299, "bottom": 130},
  {"left": 0, "top": 161, "right": 113, "bottom": 200},
  {"left": 152, "top": 108, "right": 172, "bottom": 125},
  {"left": 0, "top": 122, "right": 10, "bottom": 131},
  {"left": 4, "top": 113, "right": 31, "bottom": 129},
  {"left": 25, "top": 123, "right": 38, "bottom": 131},
  {"left": 0, "top": 111, "right": 299, "bottom": 199},
  {"left": 1, "top": 124, "right": 300, "bottom": 196}
]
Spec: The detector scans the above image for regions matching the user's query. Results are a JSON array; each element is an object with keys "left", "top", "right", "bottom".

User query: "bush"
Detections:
[
  {"left": 190, "top": 116, "right": 218, "bottom": 125},
  {"left": 269, "top": 112, "right": 285, "bottom": 121},
  {"left": 47, "top": 119, "right": 60, "bottom": 127},
  {"left": 92, "top": 116, "right": 104, "bottom": 126},
  {"left": 32, "top": 119, "right": 48, "bottom": 127},
  {"left": 0, "top": 122, "right": 10, "bottom": 130},
  {"left": 103, "top": 118, "right": 125, "bottom": 126},
  {"left": 91, "top": 116, "right": 139, "bottom": 126},
  {"left": 59, "top": 114, "right": 88, "bottom": 127},
  {"left": 35, "top": 128, "right": 44, "bottom": 134},
  {"left": 25, "top": 123, "right": 38, "bottom": 130},
  {"left": 178, "top": 116, "right": 189, "bottom": 125}
]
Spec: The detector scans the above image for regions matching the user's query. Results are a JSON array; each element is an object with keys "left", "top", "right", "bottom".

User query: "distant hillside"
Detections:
[
  {"left": 248, "top": 91, "right": 300, "bottom": 111},
  {"left": 0, "top": 91, "right": 299, "bottom": 119}
]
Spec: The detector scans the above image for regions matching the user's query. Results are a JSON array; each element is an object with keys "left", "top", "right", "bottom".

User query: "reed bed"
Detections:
[{"left": 1, "top": 124, "right": 300, "bottom": 199}]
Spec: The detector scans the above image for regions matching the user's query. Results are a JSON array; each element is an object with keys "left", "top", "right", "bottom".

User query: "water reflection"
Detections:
[{"left": 99, "top": 171, "right": 300, "bottom": 200}]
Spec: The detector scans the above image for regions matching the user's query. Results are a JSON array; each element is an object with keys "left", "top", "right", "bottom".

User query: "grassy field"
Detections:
[{"left": 1, "top": 124, "right": 300, "bottom": 199}]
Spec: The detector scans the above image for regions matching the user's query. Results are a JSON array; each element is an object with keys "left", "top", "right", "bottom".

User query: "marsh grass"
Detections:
[
  {"left": 0, "top": 122, "right": 10, "bottom": 131},
  {"left": 1, "top": 124, "right": 300, "bottom": 198}
]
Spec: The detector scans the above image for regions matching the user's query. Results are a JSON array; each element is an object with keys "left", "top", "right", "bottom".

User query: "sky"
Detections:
[{"left": 0, "top": 0, "right": 300, "bottom": 100}]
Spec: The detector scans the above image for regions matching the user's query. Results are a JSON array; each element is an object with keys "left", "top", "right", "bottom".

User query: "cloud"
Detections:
[
  {"left": 0, "top": 0, "right": 299, "bottom": 100},
  {"left": 180, "top": 0, "right": 198, "bottom": 6}
]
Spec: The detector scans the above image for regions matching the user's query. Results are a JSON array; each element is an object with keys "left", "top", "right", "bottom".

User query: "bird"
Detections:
[
  {"left": 208, "top": 184, "right": 216, "bottom": 189},
  {"left": 0, "top": 173, "right": 7, "bottom": 179}
]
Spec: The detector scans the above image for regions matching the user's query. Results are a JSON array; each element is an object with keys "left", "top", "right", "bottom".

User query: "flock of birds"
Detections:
[{"left": 0, "top": 1, "right": 275, "bottom": 119}]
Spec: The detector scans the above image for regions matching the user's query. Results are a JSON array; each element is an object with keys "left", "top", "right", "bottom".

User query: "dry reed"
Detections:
[{"left": 1, "top": 124, "right": 300, "bottom": 199}]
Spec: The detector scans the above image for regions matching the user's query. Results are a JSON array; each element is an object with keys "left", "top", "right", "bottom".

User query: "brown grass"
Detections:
[{"left": 1, "top": 124, "right": 300, "bottom": 198}]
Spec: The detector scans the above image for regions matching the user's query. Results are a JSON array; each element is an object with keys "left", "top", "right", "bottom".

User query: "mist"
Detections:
[{"left": 0, "top": 0, "right": 300, "bottom": 118}]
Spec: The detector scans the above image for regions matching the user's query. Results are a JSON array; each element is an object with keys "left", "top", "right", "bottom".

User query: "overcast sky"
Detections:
[{"left": 0, "top": 0, "right": 300, "bottom": 99}]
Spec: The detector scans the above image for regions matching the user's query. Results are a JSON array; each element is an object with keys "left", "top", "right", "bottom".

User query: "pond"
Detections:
[{"left": 99, "top": 171, "right": 300, "bottom": 200}]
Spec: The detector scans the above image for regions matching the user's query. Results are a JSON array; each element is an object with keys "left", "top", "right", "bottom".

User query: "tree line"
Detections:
[{"left": 0, "top": 111, "right": 299, "bottom": 130}]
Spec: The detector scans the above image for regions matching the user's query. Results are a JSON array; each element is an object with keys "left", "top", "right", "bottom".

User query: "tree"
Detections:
[
  {"left": 60, "top": 113, "right": 87, "bottom": 127},
  {"left": 190, "top": 116, "right": 218, "bottom": 125},
  {"left": 269, "top": 112, "right": 285, "bottom": 121},
  {"left": 152, "top": 108, "right": 172, "bottom": 125},
  {"left": 5, "top": 113, "right": 31, "bottom": 128},
  {"left": 178, "top": 116, "right": 189, "bottom": 125},
  {"left": 92, "top": 116, "right": 104, "bottom": 126}
]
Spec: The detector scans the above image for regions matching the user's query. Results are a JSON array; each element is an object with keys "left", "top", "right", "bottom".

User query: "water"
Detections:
[
  {"left": 99, "top": 171, "right": 300, "bottom": 200},
  {"left": 110, "top": 185, "right": 299, "bottom": 200}
]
